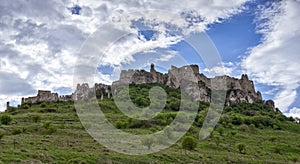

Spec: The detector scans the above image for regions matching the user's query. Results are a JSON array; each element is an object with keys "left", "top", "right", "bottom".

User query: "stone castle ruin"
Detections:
[
  {"left": 21, "top": 90, "right": 74, "bottom": 104},
  {"left": 19, "top": 64, "right": 275, "bottom": 109}
]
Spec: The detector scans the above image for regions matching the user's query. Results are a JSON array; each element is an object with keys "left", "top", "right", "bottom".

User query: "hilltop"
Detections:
[{"left": 1, "top": 82, "right": 300, "bottom": 163}]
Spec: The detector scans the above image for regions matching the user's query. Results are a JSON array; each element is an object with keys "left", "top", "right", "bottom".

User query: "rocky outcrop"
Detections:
[
  {"left": 265, "top": 100, "right": 275, "bottom": 110},
  {"left": 114, "top": 64, "right": 263, "bottom": 105}
]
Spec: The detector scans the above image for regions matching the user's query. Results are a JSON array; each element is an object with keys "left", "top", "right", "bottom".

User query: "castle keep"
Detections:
[{"left": 21, "top": 64, "right": 273, "bottom": 108}]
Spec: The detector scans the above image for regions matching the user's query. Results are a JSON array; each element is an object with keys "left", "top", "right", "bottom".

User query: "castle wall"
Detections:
[{"left": 21, "top": 64, "right": 264, "bottom": 108}]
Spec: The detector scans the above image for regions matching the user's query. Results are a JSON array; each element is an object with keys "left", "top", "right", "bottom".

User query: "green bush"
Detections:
[
  {"left": 231, "top": 115, "right": 243, "bottom": 125},
  {"left": 0, "top": 113, "right": 12, "bottom": 125},
  {"left": 21, "top": 104, "right": 30, "bottom": 109},
  {"left": 40, "top": 102, "right": 47, "bottom": 108},
  {"left": 182, "top": 136, "right": 198, "bottom": 150},
  {"left": 237, "top": 143, "right": 246, "bottom": 154},
  {"left": 115, "top": 120, "right": 128, "bottom": 129}
]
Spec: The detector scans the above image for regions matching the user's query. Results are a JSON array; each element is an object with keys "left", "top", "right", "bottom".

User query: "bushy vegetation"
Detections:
[
  {"left": 0, "top": 83, "right": 299, "bottom": 163},
  {"left": 182, "top": 136, "right": 198, "bottom": 150},
  {"left": 0, "top": 113, "right": 12, "bottom": 125}
]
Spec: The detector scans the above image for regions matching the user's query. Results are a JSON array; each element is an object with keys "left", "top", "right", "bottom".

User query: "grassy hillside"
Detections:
[{"left": 0, "top": 83, "right": 300, "bottom": 163}]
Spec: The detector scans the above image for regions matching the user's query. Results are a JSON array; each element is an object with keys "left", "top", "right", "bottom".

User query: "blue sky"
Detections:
[{"left": 0, "top": 0, "right": 299, "bottom": 118}]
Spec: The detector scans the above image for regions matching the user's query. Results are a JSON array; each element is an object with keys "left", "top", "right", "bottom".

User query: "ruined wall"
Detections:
[
  {"left": 21, "top": 64, "right": 267, "bottom": 108},
  {"left": 22, "top": 90, "right": 73, "bottom": 104},
  {"left": 115, "top": 64, "right": 263, "bottom": 105}
]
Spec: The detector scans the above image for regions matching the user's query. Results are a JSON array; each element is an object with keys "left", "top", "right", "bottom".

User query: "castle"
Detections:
[
  {"left": 21, "top": 90, "right": 74, "bottom": 104},
  {"left": 18, "top": 64, "right": 275, "bottom": 109}
]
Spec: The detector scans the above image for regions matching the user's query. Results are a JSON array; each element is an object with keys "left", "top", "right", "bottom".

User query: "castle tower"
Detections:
[
  {"left": 150, "top": 63, "right": 155, "bottom": 73},
  {"left": 21, "top": 97, "right": 25, "bottom": 104},
  {"left": 6, "top": 101, "right": 10, "bottom": 110}
]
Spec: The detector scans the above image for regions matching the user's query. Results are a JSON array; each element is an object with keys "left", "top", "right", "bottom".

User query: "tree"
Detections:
[
  {"left": 141, "top": 137, "right": 155, "bottom": 150},
  {"left": 182, "top": 136, "right": 198, "bottom": 152}
]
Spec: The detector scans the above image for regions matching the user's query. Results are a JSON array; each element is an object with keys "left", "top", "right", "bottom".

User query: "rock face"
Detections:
[
  {"left": 265, "top": 100, "right": 275, "bottom": 109},
  {"left": 21, "top": 64, "right": 272, "bottom": 108},
  {"left": 114, "top": 64, "right": 263, "bottom": 105}
]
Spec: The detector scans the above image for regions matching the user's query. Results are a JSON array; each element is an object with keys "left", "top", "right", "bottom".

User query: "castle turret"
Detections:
[
  {"left": 21, "top": 97, "right": 25, "bottom": 105},
  {"left": 150, "top": 63, "right": 155, "bottom": 73},
  {"left": 6, "top": 101, "right": 10, "bottom": 110}
]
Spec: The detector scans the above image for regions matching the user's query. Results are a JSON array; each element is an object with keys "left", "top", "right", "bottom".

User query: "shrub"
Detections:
[
  {"left": 40, "top": 102, "right": 47, "bottom": 108},
  {"left": 115, "top": 120, "right": 128, "bottom": 129},
  {"left": 21, "top": 104, "right": 30, "bottom": 109},
  {"left": 1, "top": 113, "right": 12, "bottom": 125},
  {"left": 182, "top": 136, "right": 198, "bottom": 150},
  {"left": 237, "top": 143, "right": 246, "bottom": 154},
  {"left": 231, "top": 115, "right": 243, "bottom": 125}
]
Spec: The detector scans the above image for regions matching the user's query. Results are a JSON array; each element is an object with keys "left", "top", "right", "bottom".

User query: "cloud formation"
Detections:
[
  {"left": 242, "top": 0, "right": 300, "bottom": 116},
  {"left": 0, "top": 0, "right": 250, "bottom": 111}
]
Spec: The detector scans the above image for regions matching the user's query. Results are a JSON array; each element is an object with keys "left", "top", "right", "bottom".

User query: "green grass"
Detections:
[{"left": 0, "top": 83, "right": 299, "bottom": 163}]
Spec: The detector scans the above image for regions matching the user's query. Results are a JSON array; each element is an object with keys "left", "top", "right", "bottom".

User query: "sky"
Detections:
[{"left": 0, "top": 0, "right": 299, "bottom": 118}]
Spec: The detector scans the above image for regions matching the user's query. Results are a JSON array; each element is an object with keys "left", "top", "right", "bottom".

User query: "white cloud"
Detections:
[
  {"left": 285, "top": 107, "right": 300, "bottom": 119},
  {"left": 204, "top": 62, "right": 238, "bottom": 77},
  {"left": 157, "top": 51, "right": 178, "bottom": 62},
  {"left": 0, "top": 0, "right": 250, "bottom": 111},
  {"left": 242, "top": 0, "right": 300, "bottom": 114}
]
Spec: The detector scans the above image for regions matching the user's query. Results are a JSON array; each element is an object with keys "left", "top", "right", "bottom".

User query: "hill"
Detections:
[{"left": 1, "top": 83, "right": 300, "bottom": 163}]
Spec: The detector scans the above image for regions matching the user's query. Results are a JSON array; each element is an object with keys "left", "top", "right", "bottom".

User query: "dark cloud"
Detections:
[{"left": 0, "top": 70, "right": 35, "bottom": 96}]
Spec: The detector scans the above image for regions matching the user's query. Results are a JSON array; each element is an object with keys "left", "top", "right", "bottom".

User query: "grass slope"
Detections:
[{"left": 0, "top": 84, "right": 300, "bottom": 163}]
